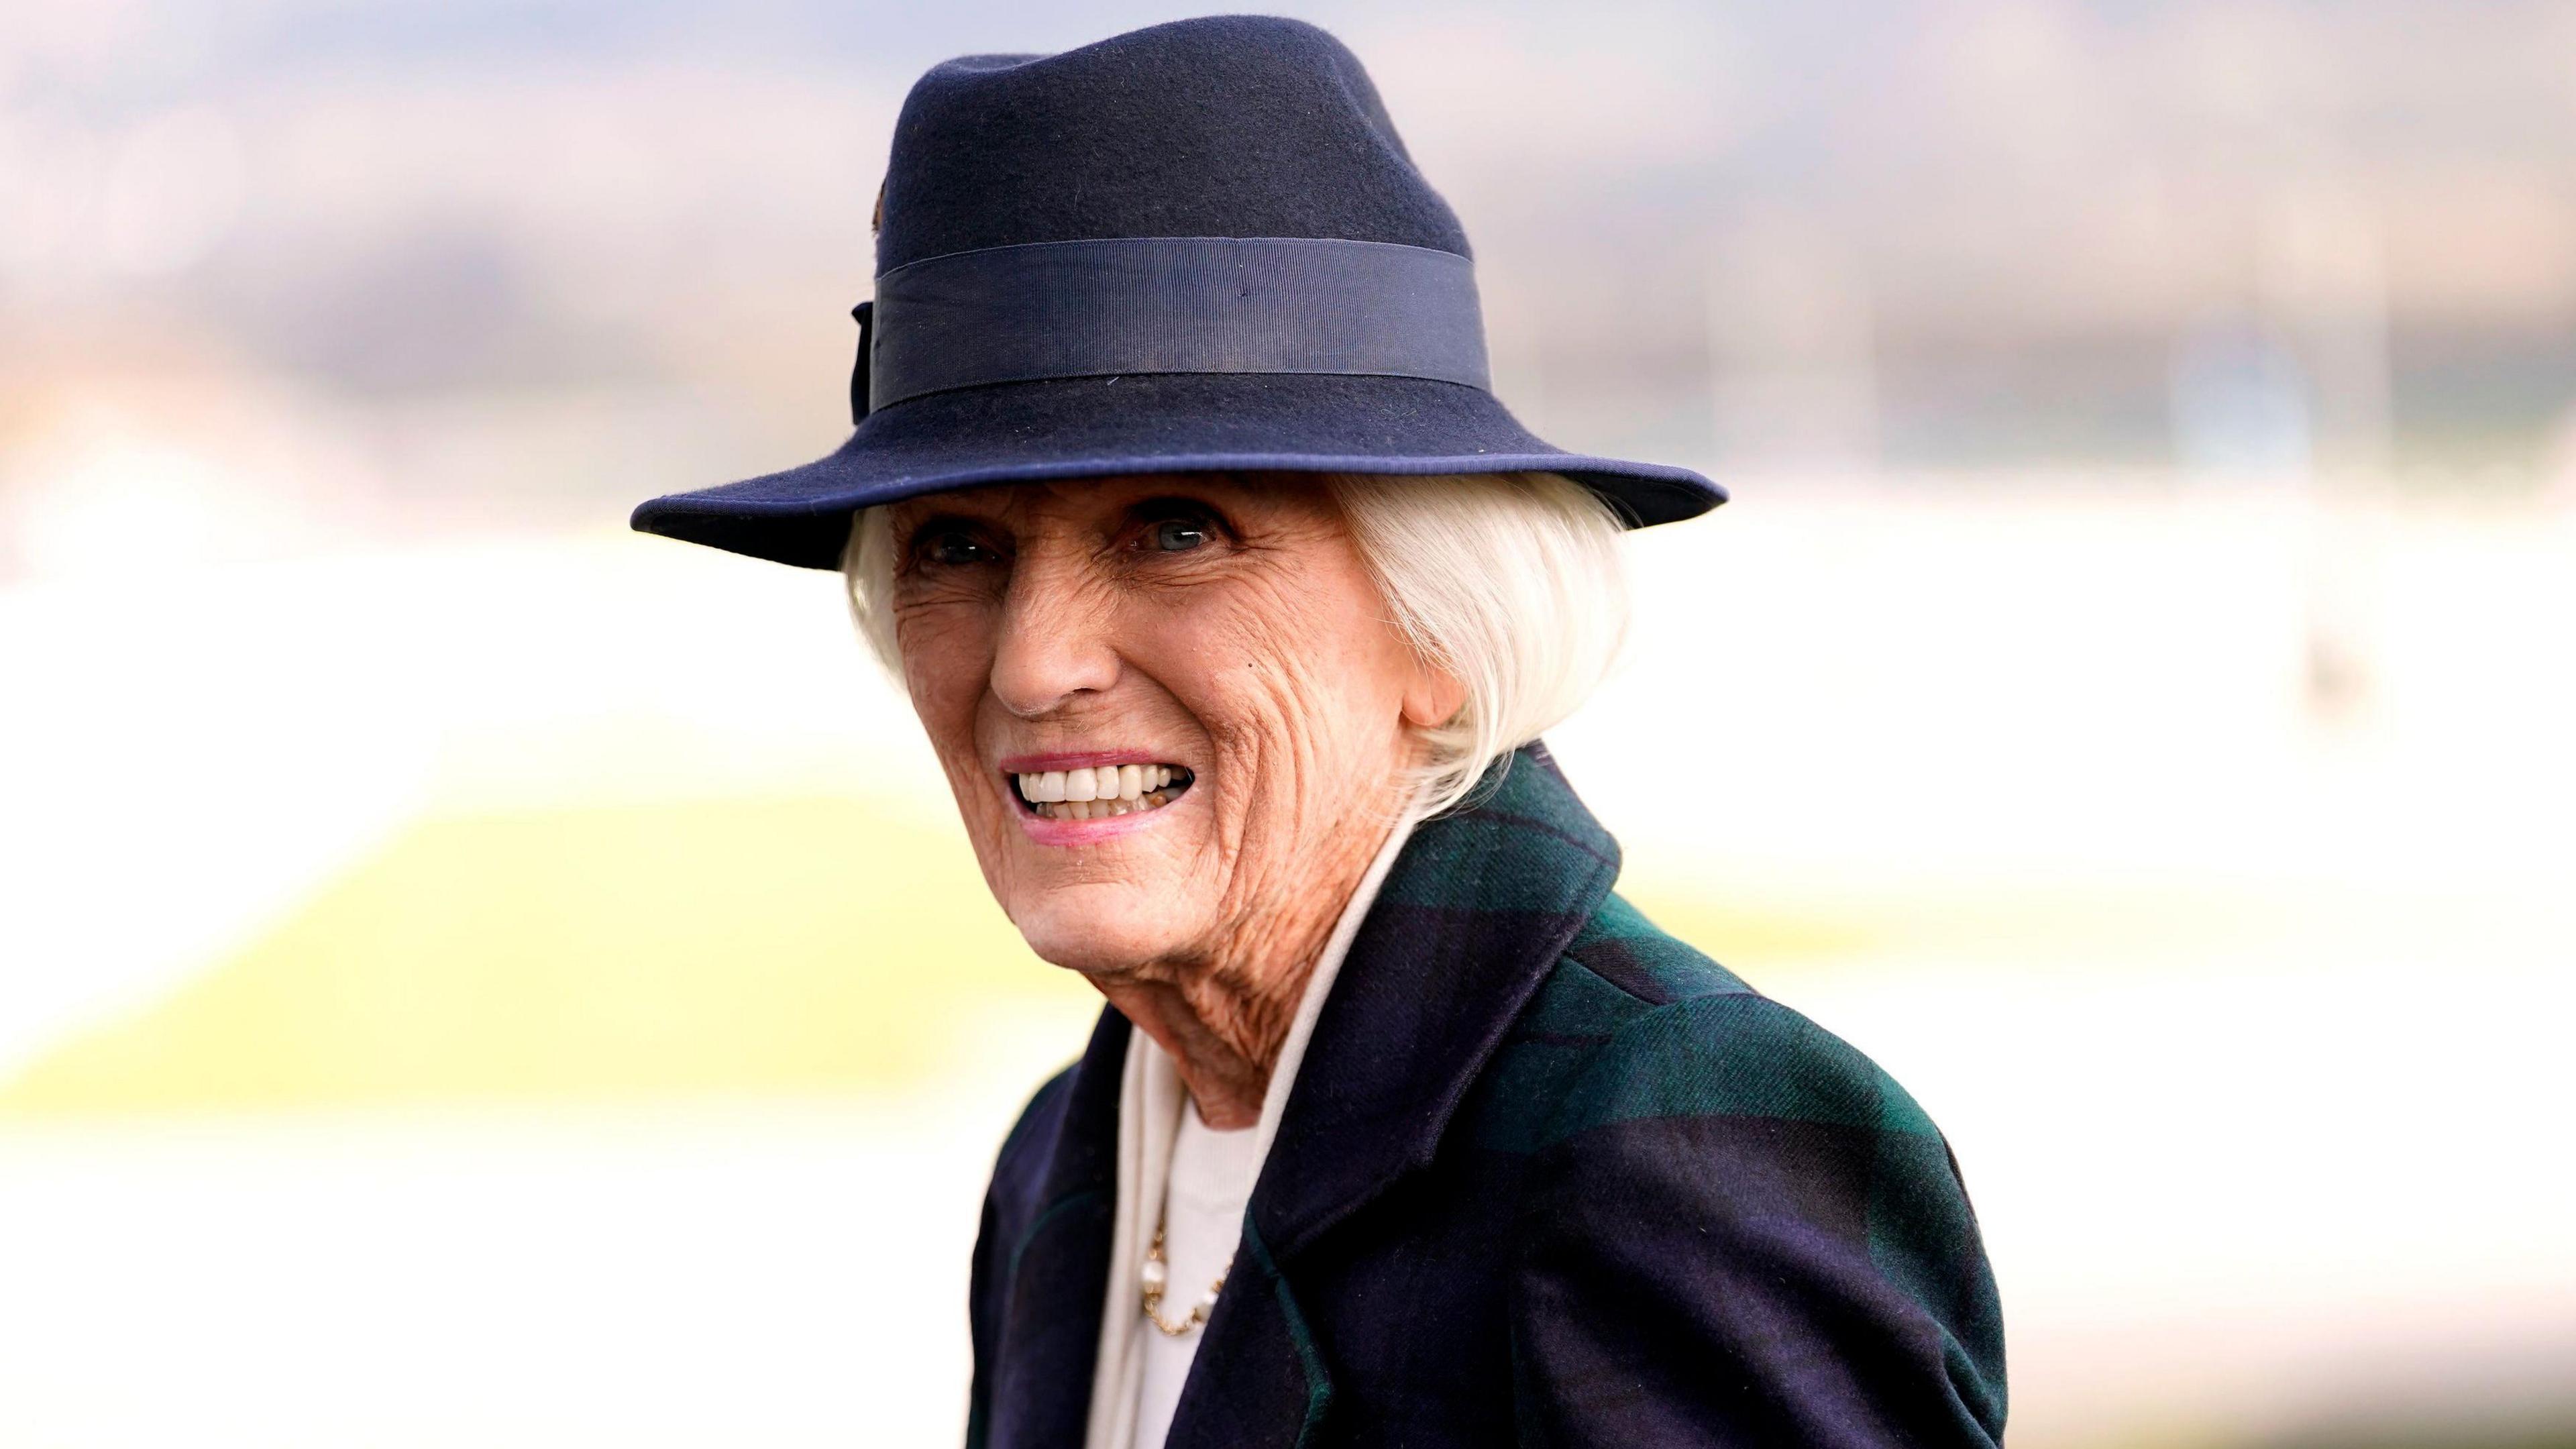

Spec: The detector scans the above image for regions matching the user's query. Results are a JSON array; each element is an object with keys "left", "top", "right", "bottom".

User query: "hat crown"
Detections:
[
  {"left": 876, "top": 15, "right": 1470, "bottom": 275},
  {"left": 628, "top": 16, "right": 1723, "bottom": 569}
]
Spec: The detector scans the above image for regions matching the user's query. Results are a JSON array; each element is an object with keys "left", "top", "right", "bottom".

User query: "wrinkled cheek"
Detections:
[
  {"left": 912, "top": 696, "right": 983, "bottom": 796},
  {"left": 895, "top": 622, "right": 989, "bottom": 753},
  {"left": 1244, "top": 664, "right": 1357, "bottom": 780}
]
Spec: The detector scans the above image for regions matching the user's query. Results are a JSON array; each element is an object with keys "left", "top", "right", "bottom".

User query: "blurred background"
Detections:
[{"left": 3, "top": 1, "right": 2572, "bottom": 1444}]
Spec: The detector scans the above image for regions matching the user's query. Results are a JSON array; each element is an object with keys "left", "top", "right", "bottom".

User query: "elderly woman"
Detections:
[{"left": 633, "top": 17, "right": 2003, "bottom": 1449}]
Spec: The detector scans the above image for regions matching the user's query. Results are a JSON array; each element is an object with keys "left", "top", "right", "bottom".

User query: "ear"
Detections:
[{"left": 1400, "top": 659, "right": 1467, "bottom": 730}]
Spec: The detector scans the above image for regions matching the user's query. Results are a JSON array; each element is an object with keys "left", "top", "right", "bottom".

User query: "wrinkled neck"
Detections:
[{"left": 1093, "top": 804, "right": 1406, "bottom": 1129}]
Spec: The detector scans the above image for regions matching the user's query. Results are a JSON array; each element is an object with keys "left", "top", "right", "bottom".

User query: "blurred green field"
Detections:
[{"left": 1, "top": 795, "right": 1884, "bottom": 1114}]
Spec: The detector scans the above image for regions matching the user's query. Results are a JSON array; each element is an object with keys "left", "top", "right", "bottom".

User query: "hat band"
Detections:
[{"left": 856, "top": 236, "right": 1491, "bottom": 416}]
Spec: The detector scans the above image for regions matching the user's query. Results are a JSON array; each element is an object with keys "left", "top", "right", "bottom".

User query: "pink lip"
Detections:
[
  {"left": 996, "top": 749, "right": 1175, "bottom": 773},
  {"left": 1015, "top": 806, "right": 1169, "bottom": 847}
]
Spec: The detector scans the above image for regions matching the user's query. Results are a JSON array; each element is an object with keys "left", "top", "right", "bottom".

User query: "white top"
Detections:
[
  {"left": 1082, "top": 806, "right": 1421, "bottom": 1449},
  {"left": 1132, "top": 1102, "right": 1262, "bottom": 1449}
]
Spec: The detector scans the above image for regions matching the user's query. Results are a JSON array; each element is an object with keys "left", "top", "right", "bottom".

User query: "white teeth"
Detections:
[{"left": 1021, "top": 763, "right": 1191, "bottom": 821}]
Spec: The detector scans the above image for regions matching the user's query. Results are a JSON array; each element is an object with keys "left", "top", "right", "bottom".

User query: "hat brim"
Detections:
[{"left": 629, "top": 373, "right": 1725, "bottom": 569}]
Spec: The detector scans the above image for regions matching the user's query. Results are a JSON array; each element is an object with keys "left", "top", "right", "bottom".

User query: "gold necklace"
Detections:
[{"left": 1140, "top": 1216, "right": 1228, "bottom": 1337}]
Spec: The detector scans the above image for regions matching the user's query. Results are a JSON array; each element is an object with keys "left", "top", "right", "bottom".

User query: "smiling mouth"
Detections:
[{"left": 1009, "top": 763, "right": 1196, "bottom": 822}]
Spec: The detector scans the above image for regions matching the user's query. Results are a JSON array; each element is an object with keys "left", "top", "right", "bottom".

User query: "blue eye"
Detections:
[
  {"left": 924, "top": 531, "right": 994, "bottom": 565},
  {"left": 1148, "top": 519, "right": 1209, "bottom": 552}
]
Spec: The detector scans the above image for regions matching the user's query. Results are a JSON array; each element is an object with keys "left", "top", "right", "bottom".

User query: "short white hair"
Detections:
[{"left": 841, "top": 470, "right": 1630, "bottom": 816}]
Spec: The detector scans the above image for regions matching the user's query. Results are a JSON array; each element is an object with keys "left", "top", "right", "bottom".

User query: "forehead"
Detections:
[{"left": 886, "top": 472, "right": 1332, "bottom": 522}]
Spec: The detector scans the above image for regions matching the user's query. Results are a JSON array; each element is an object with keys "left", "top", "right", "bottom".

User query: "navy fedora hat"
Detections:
[{"left": 630, "top": 14, "right": 1725, "bottom": 570}]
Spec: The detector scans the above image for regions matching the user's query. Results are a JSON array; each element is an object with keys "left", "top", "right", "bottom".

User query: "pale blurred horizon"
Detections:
[
  {"left": 4, "top": 3, "right": 2573, "bottom": 1447},
  {"left": 12, "top": 0, "right": 2576, "bottom": 574}
]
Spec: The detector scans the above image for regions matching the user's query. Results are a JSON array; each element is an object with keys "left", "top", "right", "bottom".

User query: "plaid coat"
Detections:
[{"left": 965, "top": 745, "right": 2007, "bottom": 1448}]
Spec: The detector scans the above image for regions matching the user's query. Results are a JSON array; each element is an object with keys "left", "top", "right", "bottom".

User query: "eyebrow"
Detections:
[{"left": 898, "top": 512, "right": 996, "bottom": 546}]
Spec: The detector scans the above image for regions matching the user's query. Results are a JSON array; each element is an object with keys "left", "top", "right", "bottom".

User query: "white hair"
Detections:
[{"left": 841, "top": 470, "right": 1631, "bottom": 816}]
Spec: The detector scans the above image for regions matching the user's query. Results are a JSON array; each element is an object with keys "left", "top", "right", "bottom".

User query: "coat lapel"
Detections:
[
  {"left": 1165, "top": 743, "right": 1623, "bottom": 1449},
  {"left": 984, "top": 1008, "right": 1128, "bottom": 1449}
]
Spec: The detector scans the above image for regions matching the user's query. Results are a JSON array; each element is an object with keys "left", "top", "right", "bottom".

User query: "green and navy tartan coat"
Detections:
[{"left": 965, "top": 745, "right": 2007, "bottom": 1448}]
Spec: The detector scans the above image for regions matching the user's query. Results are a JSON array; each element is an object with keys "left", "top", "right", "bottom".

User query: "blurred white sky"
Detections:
[{"left": 9, "top": 0, "right": 2576, "bottom": 531}]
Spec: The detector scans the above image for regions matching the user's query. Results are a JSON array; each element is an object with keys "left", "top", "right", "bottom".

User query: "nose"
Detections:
[{"left": 987, "top": 547, "right": 1120, "bottom": 718}]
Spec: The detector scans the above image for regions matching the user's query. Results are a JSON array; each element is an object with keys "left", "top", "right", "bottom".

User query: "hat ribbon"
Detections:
[{"left": 848, "top": 235, "right": 1491, "bottom": 421}]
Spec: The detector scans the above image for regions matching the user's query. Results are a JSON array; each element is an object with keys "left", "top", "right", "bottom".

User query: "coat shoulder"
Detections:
[
  {"left": 984, "top": 1060, "right": 1082, "bottom": 1229},
  {"left": 1001, "top": 1060, "right": 1080, "bottom": 1160},
  {"left": 1472, "top": 888, "right": 2010, "bottom": 1442},
  {"left": 1496, "top": 889, "right": 1945, "bottom": 1150}
]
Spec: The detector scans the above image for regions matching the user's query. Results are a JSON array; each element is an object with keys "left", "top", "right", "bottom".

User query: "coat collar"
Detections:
[
  {"left": 1182, "top": 743, "right": 1621, "bottom": 1449},
  {"left": 1244, "top": 741, "right": 1620, "bottom": 1260}
]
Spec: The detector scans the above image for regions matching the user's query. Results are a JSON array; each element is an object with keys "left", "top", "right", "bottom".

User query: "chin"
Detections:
[{"left": 1004, "top": 881, "right": 1190, "bottom": 975}]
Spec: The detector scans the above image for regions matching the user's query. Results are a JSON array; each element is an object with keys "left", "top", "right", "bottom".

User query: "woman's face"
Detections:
[{"left": 882, "top": 474, "right": 1455, "bottom": 976}]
